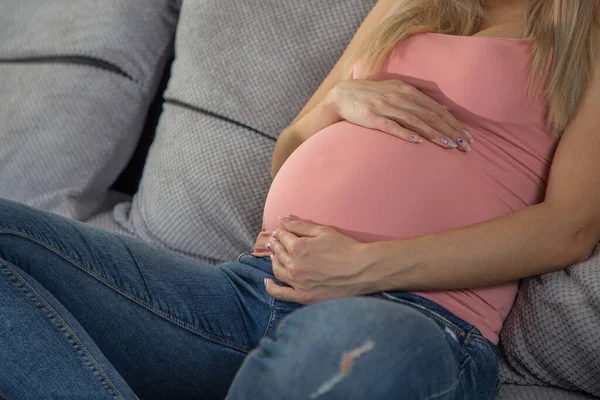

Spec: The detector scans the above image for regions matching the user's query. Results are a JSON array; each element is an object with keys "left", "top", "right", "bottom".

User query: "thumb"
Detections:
[{"left": 278, "top": 216, "right": 322, "bottom": 237}]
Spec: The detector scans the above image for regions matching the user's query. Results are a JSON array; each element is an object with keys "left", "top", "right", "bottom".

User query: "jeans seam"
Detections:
[
  {"left": 117, "top": 236, "right": 153, "bottom": 304},
  {"left": 237, "top": 253, "right": 251, "bottom": 263},
  {"left": 459, "top": 353, "right": 474, "bottom": 374},
  {"left": 379, "top": 293, "right": 467, "bottom": 338},
  {"left": 0, "top": 228, "right": 252, "bottom": 354},
  {"left": 263, "top": 296, "right": 278, "bottom": 338},
  {"left": 422, "top": 338, "right": 473, "bottom": 399},
  {"left": 0, "top": 260, "right": 126, "bottom": 400},
  {"left": 462, "top": 331, "right": 498, "bottom": 365},
  {"left": 421, "top": 377, "right": 459, "bottom": 400},
  {"left": 468, "top": 333, "right": 496, "bottom": 348},
  {"left": 380, "top": 294, "right": 481, "bottom": 376}
]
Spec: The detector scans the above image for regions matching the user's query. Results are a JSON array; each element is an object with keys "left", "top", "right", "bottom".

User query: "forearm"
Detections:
[
  {"left": 361, "top": 202, "right": 598, "bottom": 292},
  {"left": 271, "top": 100, "right": 341, "bottom": 178}
]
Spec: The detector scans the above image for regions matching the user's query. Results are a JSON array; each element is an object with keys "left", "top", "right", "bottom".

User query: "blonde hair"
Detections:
[{"left": 346, "top": 0, "right": 599, "bottom": 133}]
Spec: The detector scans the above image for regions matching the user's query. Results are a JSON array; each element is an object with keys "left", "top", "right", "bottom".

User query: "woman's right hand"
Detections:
[{"left": 325, "top": 79, "right": 474, "bottom": 151}]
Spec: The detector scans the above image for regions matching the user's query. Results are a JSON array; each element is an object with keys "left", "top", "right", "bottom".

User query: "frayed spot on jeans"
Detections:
[
  {"left": 444, "top": 326, "right": 459, "bottom": 342},
  {"left": 310, "top": 340, "right": 375, "bottom": 399}
]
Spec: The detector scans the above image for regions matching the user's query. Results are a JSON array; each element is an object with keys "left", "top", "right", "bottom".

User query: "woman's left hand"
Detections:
[{"left": 264, "top": 217, "right": 375, "bottom": 304}]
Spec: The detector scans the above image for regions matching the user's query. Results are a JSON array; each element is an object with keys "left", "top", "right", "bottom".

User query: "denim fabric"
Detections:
[{"left": 0, "top": 199, "right": 498, "bottom": 399}]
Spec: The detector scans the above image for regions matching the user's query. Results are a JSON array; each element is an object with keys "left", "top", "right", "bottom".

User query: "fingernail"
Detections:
[
  {"left": 462, "top": 129, "right": 474, "bottom": 143},
  {"left": 271, "top": 231, "right": 277, "bottom": 238},
  {"left": 264, "top": 278, "right": 268, "bottom": 286},
  {"left": 440, "top": 136, "right": 457, "bottom": 148},
  {"left": 409, "top": 135, "right": 423, "bottom": 143},
  {"left": 456, "top": 138, "right": 471, "bottom": 151},
  {"left": 265, "top": 242, "right": 272, "bottom": 250},
  {"left": 277, "top": 216, "right": 291, "bottom": 222}
]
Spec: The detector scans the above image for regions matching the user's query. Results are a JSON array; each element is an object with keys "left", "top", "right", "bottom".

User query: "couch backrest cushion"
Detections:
[
  {"left": 0, "top": 0, "right": 180, "bottom": 219},
  {"left": 124, "top": 0, "right": 378, "bottom": 262},
  {"left": 498, "top": 245, "right": 600, "bottom": 398}
]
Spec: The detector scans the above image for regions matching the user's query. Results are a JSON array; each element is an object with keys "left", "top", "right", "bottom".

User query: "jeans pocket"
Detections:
[
  {"left": 460, "top": 333, "right": 500, "bottom": 399},
  {"left": 375, "top": 291, "right": 499, "bottom": 399},
  {"left": 237, "top": 252, "right": 252, "bottom": 262},
  {"left": 375, "top": 292, "right": 470, "bottom": 341}
]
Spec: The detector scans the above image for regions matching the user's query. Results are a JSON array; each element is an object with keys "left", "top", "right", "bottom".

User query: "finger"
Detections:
[
  {"left": 410, "top": 95, "right": 474, "bottom": 147},
  {"left": 368, "top": 115, "right": 425, "bottom": 144},
  {"left": 388, "top": 80, "right": 473, "bottom": 144},
  {"left": 268, "top": 239, "right": 292, "bottom": 266},
  {"left": 277, "top": 217, "right": 323, "bottom": 238},
  {"left": 380, "top": 105, "right": 458, "bottom": 149},
  {"left": 272, "top": 229, "right": 299, "bottom": 255},
  {"left": 381, "top": 100, "right": 466, "bottom": 151},
  {"left": 265, "top": 278, "right": 300, "bottom": 303},
  {"left": 271, "top": 253, "right": 293, "bottom": 284},
  {"left": 438, "top": 107, "right": 474, "bottom": 145},
  {"left": 411, "top": 93, "right": 463, "bottom": 131},
  {"left": 384, "top": 105, "right": 472, "bottom": 152},
  {"left": 404, "top": 106, "right": 463, "bottom": 146}
]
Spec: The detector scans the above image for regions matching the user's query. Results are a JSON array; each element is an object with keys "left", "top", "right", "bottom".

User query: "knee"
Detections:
[{"left": 229, "top": 297, "right": 459, "bottom": 400}]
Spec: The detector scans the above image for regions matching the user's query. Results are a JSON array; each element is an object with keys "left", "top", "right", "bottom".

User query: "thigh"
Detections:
[
  {"left": 1, "top": 259, "right": 137, "bottom": 400},
  {"left": 228, "top": 296, "right": 497, "bottom": 400},
  {"left": 0, "top": 200, "right": 274, "bottom": 399}
]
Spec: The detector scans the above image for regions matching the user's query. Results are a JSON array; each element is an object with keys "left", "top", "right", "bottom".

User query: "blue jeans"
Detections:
[{"left": 0, "top": 200, "right": 498, "bottom": 399}]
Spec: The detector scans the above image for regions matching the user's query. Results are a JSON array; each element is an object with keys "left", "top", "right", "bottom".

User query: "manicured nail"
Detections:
[
  {"left": 462, "top": 129, "right": 474, "bottom": 143},
  {"left": 265, "top": 242, "right": 272, "bottom": 250},
  {"left": 409, "top": 135, "right": 423, "bottom": 143},
  {"left": 456, "top": 138, "right": 471, "bottom": 151},
  {"left": 271, "top": 231, "right": 277, "bottom": 238},
  {"left": 440, "top": 137, "right": 457, "bottom": 148},
  {"left": 277, "top": 216, "right": 291, "bottom": 222}
]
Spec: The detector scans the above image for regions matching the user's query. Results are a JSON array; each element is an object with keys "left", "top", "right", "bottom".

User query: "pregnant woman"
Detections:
[{"left": 2, "top": 0, "right": 600, "bottom": 399}]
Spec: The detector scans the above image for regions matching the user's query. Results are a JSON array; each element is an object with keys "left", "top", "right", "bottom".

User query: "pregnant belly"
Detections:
[{"left": 262, "top": 121, "right": 512, "bottom": 243}]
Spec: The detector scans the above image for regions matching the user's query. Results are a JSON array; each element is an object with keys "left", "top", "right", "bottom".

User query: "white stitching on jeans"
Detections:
[
  {"left": 0, "top": 228, "right": 252, "bottom": 353},
  {"left": 0, "top": 260, "right": 126, "bottom": 400},
  {"left": 263, "top": 296, "right": 278, "bottom": 338}
]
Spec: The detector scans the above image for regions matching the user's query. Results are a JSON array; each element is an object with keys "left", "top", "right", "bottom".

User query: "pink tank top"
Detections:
[{"left": 253, "top": 32, "right": 559, "bottom": 344}]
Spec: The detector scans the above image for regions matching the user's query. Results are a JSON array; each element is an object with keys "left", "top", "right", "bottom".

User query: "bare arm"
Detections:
[
  {"left": 263, "top": 49, "right": 600, "bottom": 302},
  {"left": 262, "top": 12, "right": 600, "bottom": 305},
  {"left": 362, "top": 40, "right": 600, "bottom": 292},
  {"left": 271, "top": 0, "right": 401, "bottom": 178}
]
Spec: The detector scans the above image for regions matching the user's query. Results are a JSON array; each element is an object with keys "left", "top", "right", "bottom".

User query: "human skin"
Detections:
[{"left": 263, "top": 0, "right": 600, "bottom": 304}]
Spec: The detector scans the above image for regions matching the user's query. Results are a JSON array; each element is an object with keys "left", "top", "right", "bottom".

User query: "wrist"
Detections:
[
  {"left": 322, "top": 88, "right": 340, "bottom": 119},
  {"left": 294, "top": 98, "right": 342, "bottom": 142},
  {"left": 357, "top": 239, "right": 421, "bottom": 293}
]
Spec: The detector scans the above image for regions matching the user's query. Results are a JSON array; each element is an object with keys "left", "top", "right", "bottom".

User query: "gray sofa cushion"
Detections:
[
  {"left": 128, "top": 107, "right": 273, "bottom": 263},
  {"left": 496, "top": 384, "right": 598, "bottom": 400},
  {"left": 0, "top": 0, "right": 180, "bottom": 220},
  {"left": 498, "top": 245, "right": 600, "bottom": 398},
  {"left": 122, "top": 0, "right": 378, "bottom": 263},
  {"left": 166, "top": 0, "right": 379, "bottom": 141}
]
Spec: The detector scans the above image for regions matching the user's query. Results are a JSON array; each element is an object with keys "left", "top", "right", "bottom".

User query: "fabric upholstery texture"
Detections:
[
  {"left": 498, "top": 245, "right": 600, "bottom": 398},
  {"left": 120, "top": 0, "right": 378, "bottom": 263},
  {"left": 0, "top": 0, "right": 180, "bottom": 220},
  {"left": 496, "top": 384, "right": 598, "bottom": 400},
  {"left": 7, "top": 1, "right": 599, "bottom": 399},
  {"left": 166, "top": 0, "right": 379, "bottom": 140},
  {"left": 128, "top": 106, "right": 273, "bottom": 264}
]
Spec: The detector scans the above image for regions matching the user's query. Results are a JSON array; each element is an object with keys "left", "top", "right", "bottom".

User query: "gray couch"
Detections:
[{"left": 2, "top": 1, "right": 599, "bottom": 399}]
